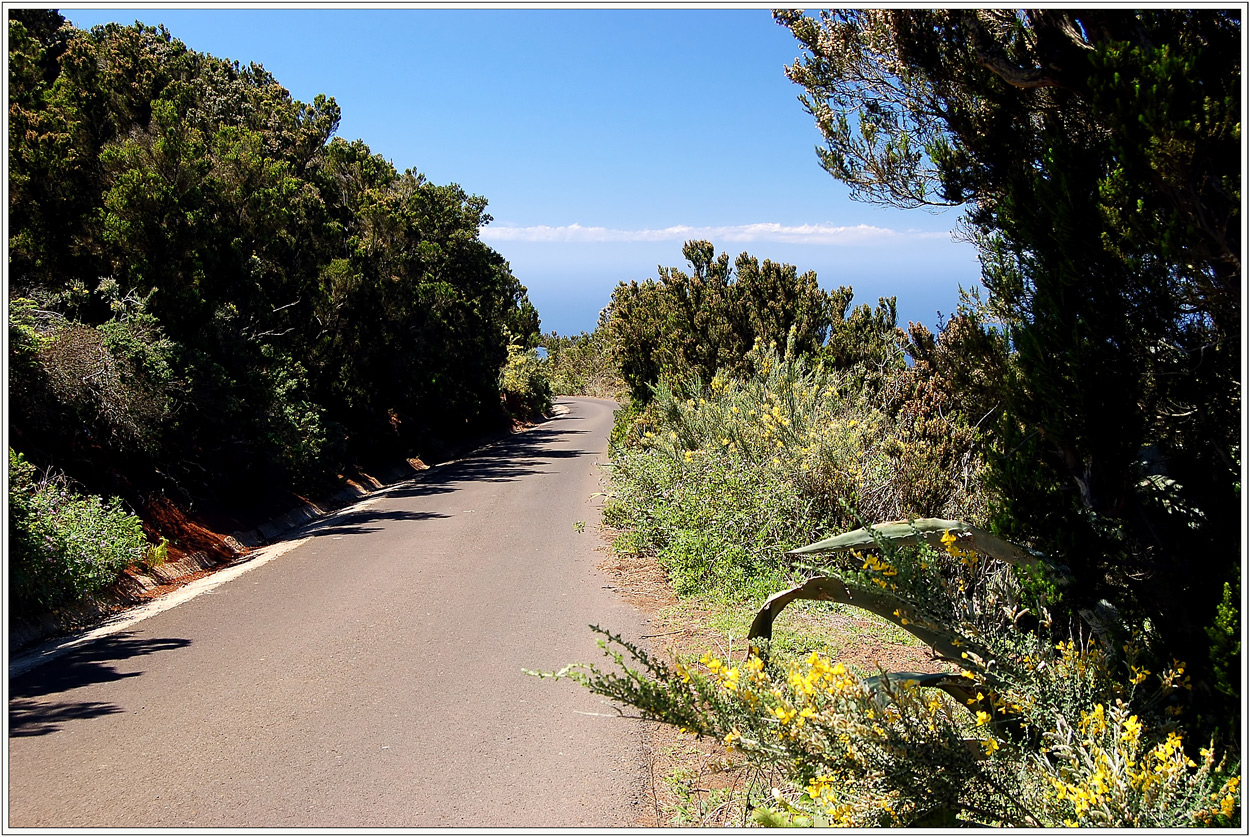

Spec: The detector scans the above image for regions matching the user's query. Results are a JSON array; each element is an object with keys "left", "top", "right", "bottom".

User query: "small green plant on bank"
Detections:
[
  {"left": 537, "top": 520, "right": 1239, "bottom": 827},
  {"left": 145, "top": 536, "right": 169, "bottom": 569},
  {"left": 9, "top": 448, "right": 148, "bottom": 617}
]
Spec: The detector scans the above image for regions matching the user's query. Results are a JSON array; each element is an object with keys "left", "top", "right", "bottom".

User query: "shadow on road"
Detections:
[
  {"left": 286, "top": 417, "right": 604, "bottom": 539},
  {"left": 9, "top": 697, "right": 125, "bottom": 737},
  {"left": 304, "top": 508, "right": 449, "bottom": 538},
  {"left": 9, "top": 631, "right": 191, "bottom": 737},
  {"left": 389, "top": 423, "right": 597, "bottom": 500}
]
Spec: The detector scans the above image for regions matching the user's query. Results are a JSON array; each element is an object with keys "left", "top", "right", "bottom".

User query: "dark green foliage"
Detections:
[
  {"left": 8, "top": 13, "right": 539, "bottom": 552},
  {"left": 779, "top": 8, "right": 1240, "bottom": 742},
  {"left": 1206, "top": 578, "right": 1240, "bottom": 715},
  {"left": 8, "top": 289, "right": 179, "bottom": 457},
  {"left": 602, "top": 239, "right": 892, "bottom": 404},
  {"left": 820, "top": 295, "right": 907, "bottom": 387}
]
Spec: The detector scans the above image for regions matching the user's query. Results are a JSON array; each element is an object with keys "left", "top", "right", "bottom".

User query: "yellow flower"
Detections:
[
  {"left": 975, "top": 711, "right": 992, "bottom": 727},
  {"left": 1121, "top": 714, "right": 1142, "bottom": 743},
  {"left": 981, "top": 738, "right": 1000, "bottom": 756}
]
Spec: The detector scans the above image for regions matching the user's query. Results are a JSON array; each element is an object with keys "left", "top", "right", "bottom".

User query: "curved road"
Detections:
[{"left": 8, "top": 398, "right": 653, "bottom": 828}]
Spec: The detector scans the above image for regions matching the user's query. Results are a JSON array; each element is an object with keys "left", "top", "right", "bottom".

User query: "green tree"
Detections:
[
  {"left": 8, "top": 12, "right": 542, "bottom": 546},
  {"left": 777, "top": 9, "right": 1240, "bottom": 732},
  {"left": 603, "top": 240, "right": 843, "bottom": 403}
]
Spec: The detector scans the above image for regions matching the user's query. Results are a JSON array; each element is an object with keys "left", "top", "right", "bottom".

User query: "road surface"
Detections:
[{"left": 8, "top": 398, "right": 654, "bottom": 828}]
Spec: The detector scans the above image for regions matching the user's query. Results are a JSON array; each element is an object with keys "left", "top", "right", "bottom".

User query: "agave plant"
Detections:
[{"left": 745, "top": 518, "right": 1084, "bottom": 744}]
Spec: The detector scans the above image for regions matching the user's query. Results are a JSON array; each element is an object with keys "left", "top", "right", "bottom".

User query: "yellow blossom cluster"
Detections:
[
  {"left": 1052, "top": 638, "right": 1109, "bottom": 683},
  {"left": 659, "top": 625, "right": 1233, "bottom": 828},
  {"left": 1040, "top": 698, "right": 1214, "bottom": 827},
  {"left": 940, "top": 529, "right": 979, "bottom": 567},
  {"left": 630, "top": 353, "right": 943, "bottom": 527},
  {"left": 1193, "top": 774, "right": 1241, "bottom": 825},
  {"left": 690, "top": 649, "right": 982, "bottom": 825}
]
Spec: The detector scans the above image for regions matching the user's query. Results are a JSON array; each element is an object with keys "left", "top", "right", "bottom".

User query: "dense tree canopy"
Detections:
[
  {"left": 8, "top": 10, "right": 540, "bottom": 515},
  {"left": 777, "top": 8, "right": 1241, "bottom": 730}
]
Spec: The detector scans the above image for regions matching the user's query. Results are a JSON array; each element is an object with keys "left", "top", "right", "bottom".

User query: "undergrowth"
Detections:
[
  {"left": 9, "top": 448, "right": 148, "bottom": 618},
  {"left": 602, "top": 345, "right": 987, "bottom": 603}
]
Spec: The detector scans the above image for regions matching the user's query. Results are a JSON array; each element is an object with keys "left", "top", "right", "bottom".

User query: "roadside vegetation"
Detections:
[
  {"left": 541, "top": 328, "right": 627, "bottom": 401},
  {"left": 8, "top": 10, "right": 543, "bottom": 622},
  {"left": 8, "top": 8, "right": 1240, "bottom": 825},
  {"left": 8, "top": 449, "right": 149, "bottom": 619},
  {"left": 538, "top": 8, "right": 1242, "bottom": 828}
]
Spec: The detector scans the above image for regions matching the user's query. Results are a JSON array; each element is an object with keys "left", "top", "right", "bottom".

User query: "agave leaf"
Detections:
[
  {"left": 864, "top": 670, "right": 978, "bottom": 707},
  {"left": 789, "top": 518, "right": 1069, "bottom": 582},
  {"left": 746, "top": 575, "right": 993, "bottom": 670}
]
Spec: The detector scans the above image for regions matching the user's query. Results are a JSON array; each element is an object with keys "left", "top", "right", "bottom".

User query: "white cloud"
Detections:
[{"left": 480, "top": 221, "right": 952, "bottom": 246}]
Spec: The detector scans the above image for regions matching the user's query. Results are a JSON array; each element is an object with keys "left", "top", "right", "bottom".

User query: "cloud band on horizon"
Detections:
[{"left": 479, "top": 221, "right": 953, "bottom": 246}]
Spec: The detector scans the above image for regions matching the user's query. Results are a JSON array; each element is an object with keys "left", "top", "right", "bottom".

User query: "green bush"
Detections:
[
  {"left": 9, "top": 449, "right": 147, "bottom": 617},
  {"left": 499, "top": 343, "right": 552, "bottom": 422},
  {"left": 543, "top": 328, "right": 626, "bottom": 400},
  {"left": 602, "top": 346, "right": 987, "bottom": 602},
  {"left": 10, "top": 288, "right": 179, "bottom": 456},
  {"left": 259, "top": 345, "right": 341, "bottom": 489},
  {"left": 601, "top": 241, "right": 846, "bottom": 404}
]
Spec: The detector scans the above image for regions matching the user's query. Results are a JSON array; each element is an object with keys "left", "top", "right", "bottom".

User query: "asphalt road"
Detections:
[{"left": 8, "top": 398, "right": 655, "bottom": 828}]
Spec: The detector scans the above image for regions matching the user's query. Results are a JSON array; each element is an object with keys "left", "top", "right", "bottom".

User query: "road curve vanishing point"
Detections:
[{"left": 7, "top": 398, "right": 654, "bottom": 828}]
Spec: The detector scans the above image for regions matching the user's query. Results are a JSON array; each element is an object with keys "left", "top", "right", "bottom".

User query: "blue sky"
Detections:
[{"left": 61, "top": 6, "right": 982, "bottom": 336}]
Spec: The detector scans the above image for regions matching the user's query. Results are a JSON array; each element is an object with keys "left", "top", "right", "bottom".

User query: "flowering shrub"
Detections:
[
  {"left": 542, "top": 522, "right": 1240, "bottom": 827},
  {"left": 603, "top": 346, "right": 987, "bottom": 600}
]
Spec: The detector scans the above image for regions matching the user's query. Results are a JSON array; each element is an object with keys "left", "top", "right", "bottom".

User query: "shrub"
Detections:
[
  {"left": 499, "top": 343, "right": 552, "bottom": 422},
  {"left": 602, "top": 345, "right": 987, "bottom": 601},
  {"left": 9, "top": 448, "right": 147, "bottom": 617},
  {"left": 259, "top": 346, "right": 339, "bottom": 488},
  {"left": 601, "top": 241, "right": 845, "bottom": 404},
  {"left": 543, "top": 328, "right": 626, "bottom": 400},
  {"left": 543, "top": 521, "right": 1240, "bottom": 828},
  {"left": 9, "top": 287, "right": 180, "bottom": 456}
]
